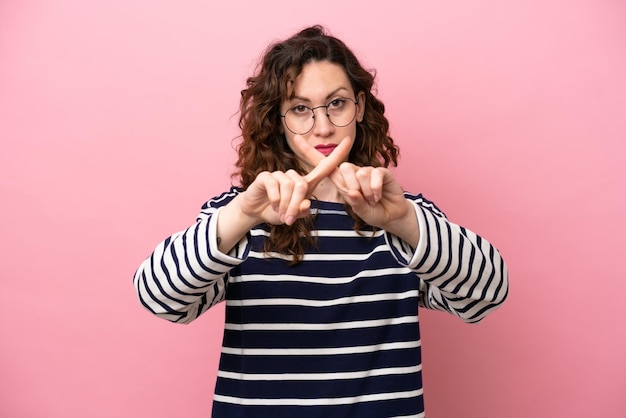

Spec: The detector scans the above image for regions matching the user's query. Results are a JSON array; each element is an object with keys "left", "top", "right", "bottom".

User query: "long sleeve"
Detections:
[
  {"left": 133, "top": 188, "right": 250, "bottom": 324},
  {"left": 133, "top": 192, "right": 508, "bottom": 416},
  {"left": 386, "top": 193, "right": 509, "bottom": 323}
]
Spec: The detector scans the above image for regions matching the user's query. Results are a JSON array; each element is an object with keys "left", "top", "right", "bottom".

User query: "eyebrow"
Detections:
[{"left": 291, "top": 87, "right": 351, "bottom": 103}]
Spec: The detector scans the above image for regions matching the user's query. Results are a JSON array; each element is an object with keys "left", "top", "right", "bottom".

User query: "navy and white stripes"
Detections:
[{"left": 133, "top": 187, "right": 508, "bottom": 417}]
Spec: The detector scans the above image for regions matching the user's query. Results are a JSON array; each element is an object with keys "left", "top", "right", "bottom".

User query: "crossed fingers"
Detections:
[
  {"left": 298, "top": 135, "right": 350, "bottom": 193},
  {"left": 270, "top": 136, "right": 352, "bottom": 225},
  {"left": 294, "top": 135, "right": 393, "bottom": 212},
  {"left": 278, "top": 135, "right": 410, "bottom": 236}
]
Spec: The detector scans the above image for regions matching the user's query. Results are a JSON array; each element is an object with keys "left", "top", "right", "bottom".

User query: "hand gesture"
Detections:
[{"left": 291, "top": 136, "right": 419, "bottom": 246}]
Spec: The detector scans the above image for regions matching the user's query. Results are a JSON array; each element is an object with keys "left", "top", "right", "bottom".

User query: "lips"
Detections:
[{"left": 314, "top": 144, "right": 337, "bottom": 156}]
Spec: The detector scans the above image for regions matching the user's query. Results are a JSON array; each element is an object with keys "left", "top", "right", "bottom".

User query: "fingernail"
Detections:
[
  {"left": 373, "top": 194, "right": 381, "bottom": 202},
  {"left": 285, "top": 215, "right": 295, "bottom": 225}
]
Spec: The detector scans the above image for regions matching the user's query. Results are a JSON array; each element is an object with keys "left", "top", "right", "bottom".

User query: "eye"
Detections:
[
  {"left": 328, "top": 98, "right": 347, "bottom": 109},
  {"left": 291, "top": 105, "right": 310, "bottom": 115}
]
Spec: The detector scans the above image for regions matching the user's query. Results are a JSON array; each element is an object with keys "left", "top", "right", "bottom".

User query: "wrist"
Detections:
[
  {"left": 229, "top": 194, "right": 263, "bottom": 230},
  {"left": 215, "top": 194, "right": 261, "bottom": 254},
  {"left": 385, "top": 200, "right": 420, "bottom": 248}
]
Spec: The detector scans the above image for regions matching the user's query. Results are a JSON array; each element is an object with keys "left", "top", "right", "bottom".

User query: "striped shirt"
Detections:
[{"left": 133, "top": 187, "right": 508, "bottom": 417}]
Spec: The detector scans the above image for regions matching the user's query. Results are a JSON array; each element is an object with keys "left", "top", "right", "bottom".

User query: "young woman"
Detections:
[{"left": 134, "top": 25, "right": 508, "bottom": 417}]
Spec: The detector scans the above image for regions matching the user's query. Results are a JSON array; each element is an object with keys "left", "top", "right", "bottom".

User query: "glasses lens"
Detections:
[
  {"left": 327, "top": 99, "right": 357, "bottom": 127},
  {"left": 284, "top": 107, "right": 314, "bottom": 135}
]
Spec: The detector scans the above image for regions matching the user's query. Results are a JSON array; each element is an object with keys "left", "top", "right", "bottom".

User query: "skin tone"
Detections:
[{"left": 216, "top": 60, "right": 420, "bottom": 253}]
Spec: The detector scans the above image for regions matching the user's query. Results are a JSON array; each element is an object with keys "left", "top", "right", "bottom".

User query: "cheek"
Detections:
[
  {"left": 284, "top": 134, "right": 301, "bottom": 156},
  {"left": 344, "top": 124, "right": 358, "bottom": 141}
]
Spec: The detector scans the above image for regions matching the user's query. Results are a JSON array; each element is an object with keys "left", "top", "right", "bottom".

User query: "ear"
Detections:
[{"left": 356, "top": 91, "right": 366, "bottom": 122}]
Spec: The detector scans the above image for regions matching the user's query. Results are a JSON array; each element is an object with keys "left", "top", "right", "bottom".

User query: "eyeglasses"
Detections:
[{"left": 280, "top": 98, "right": 358, "bottom": 135}]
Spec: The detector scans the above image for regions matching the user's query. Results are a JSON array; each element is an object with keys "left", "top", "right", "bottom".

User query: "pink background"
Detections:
[{"left": 1, "top": 1, "right": 625, "bottom": 417}]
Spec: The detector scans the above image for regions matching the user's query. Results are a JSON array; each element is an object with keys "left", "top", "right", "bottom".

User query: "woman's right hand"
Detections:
[
  {"left": 239, "top": 135, "right": 354, "bottom": 226},
  {"left": 216, "top": 136, "right": 352, "bottom": 253},
  {"left": 239, "top": 169, "right": 313, "bottom": 226}
]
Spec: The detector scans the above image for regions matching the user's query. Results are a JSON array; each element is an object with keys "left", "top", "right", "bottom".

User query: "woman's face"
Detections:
[{"left": 280, "top": 60, "right": 365, "bottom": 172}]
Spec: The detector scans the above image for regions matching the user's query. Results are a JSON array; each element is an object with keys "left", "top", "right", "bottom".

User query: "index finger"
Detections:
[{"left": 302, "top": 136, "right": 353, "bottom": 186}]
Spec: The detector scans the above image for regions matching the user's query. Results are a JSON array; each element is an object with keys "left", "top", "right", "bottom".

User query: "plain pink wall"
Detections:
[{"left": 1, "top": 1, "right": 624, "bottom": 417}]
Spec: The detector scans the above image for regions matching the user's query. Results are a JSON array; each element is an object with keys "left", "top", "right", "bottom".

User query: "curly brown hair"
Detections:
[{"left": 234, "top": 25, "right": 400, "bottom": 263}]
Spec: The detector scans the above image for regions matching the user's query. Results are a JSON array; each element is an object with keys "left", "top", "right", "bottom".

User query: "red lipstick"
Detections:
[{"left": 314, "top": 144, "right": 337, "bottom": 156}]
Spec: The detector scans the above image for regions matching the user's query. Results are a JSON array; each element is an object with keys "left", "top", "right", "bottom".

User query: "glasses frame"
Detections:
[{"left": 279, "top": 97, "right": 359, "bottom": 135}]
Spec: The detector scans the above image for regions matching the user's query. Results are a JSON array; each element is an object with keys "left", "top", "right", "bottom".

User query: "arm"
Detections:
[
  {"left": 386, "top": 193, "right": 509, "bottom": 323},
  {"left": 133, "top": 141, "right": 353, "bottom": 324},
  {"left": 132, "top": 189, "right": 250, "bottom": 324},
  {"left": 319, "top": 159, "right": 507, "bottom": 323}
]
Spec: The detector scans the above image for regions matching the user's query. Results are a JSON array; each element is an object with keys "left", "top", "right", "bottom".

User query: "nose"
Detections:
[{"left": 311, "top": 107, "right": 334, "bottom": 137}]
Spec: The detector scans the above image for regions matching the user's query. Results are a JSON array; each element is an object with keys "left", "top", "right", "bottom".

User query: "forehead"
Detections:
[{"left": 287, "top": 60, "right": 352, "bottom": 99}]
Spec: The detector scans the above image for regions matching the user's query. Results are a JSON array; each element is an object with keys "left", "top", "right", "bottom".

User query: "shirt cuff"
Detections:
[{"left": 386, "top": 200, "right": 429, "bottom": 268}]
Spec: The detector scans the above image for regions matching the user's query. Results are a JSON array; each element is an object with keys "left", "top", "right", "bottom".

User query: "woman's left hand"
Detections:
[
  {"left": 292, "top": 135, "right": 420, "bottom": 247},
  {"left": 335, "top": 163, "right": 419, "bottom": 247}
]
